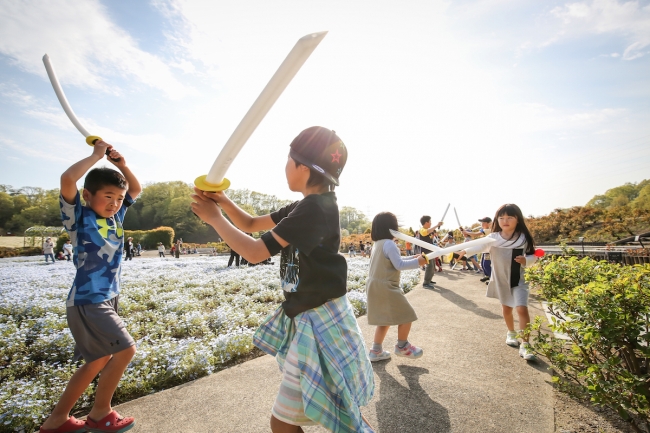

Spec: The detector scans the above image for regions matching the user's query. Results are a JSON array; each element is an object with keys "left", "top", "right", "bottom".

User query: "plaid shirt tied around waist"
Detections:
[{"left": 254, "top": 295, "right": 375, "bottom": 433}]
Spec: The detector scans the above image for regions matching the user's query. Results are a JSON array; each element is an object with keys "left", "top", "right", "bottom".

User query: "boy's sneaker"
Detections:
[
  {"left": 519, "top": 343, "right": 537, "bottom": 361},
  {"left": 475, "top": 269, "right": 482, "bottom": 274},
  {"left": 368, "top": 349, "right": 391, "bottom": 362},
  {"left": 394, "top": 342, "right": 423, "bottom": 359},
  {"left": 506, "top": 331, "right": 520, "bottom": 347}
]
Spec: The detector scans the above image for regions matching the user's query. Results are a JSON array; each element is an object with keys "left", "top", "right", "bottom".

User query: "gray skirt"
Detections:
[{"left": 67, "top": 296, "right": 135, "bottom": 363}]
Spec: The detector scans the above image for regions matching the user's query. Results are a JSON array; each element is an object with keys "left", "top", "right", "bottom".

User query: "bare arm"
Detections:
[
  {"left": 191, "top": 188, "right": 286, "bottom": 263},
  {"left": 201, "top": 190, "right": 276, "bottom": 233},
  {"left": 426, "top": 221, "right": 444, "bottom": 235},
  {"left": 60, "top": 142, "right": 108, "bottom": 204},
  {"left": 104, "top": 146, "right": 141, "bottom": 199}
]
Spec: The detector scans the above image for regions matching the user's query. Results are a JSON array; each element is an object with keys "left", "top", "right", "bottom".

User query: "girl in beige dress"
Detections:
[{"left": 366, "top": 212, "right": 427, "bottom": 362}]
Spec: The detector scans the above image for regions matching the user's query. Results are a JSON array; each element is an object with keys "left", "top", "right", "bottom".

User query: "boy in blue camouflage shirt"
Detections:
[{"left": 40, "top": 141, "right": 141, "bottom": 433}]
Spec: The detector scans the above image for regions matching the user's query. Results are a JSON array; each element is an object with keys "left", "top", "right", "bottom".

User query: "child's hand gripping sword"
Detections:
[
  {"left": 42, "top": 54, "right": 120, "bottom": 161},
  {"left": 194, "top": 31, "right": 328, "bottom": 192}
]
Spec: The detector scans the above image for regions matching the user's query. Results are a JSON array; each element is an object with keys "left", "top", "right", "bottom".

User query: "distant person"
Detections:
[
  {"left": 43, "top": 237, "right": 55, "bottom": 263},
  {"left": 405, "top": 240, "right": 412, "bottom": 256},
  {"left": 62, "top": 239, "right": 73, "bottom": 261},
  {"left": 463, "top": 217, "right": 493, "bottom": 282},
  {"left": 174, "top": 239, "right": 181, "bottom": 258},
  {"left": 125, "top": 237, "right": 134, "bottom": 261},
  {"left": 348, "top": 244, "right": 356, "bottom": 257},
  {"left": 418, "top": 215, "right": 443, "bottom": 288},
  {"left": 40, "top": 140, "right": 140, "bottom": 432},
  {"left": 56, "top": 250, "right": 66, "bottom": 260},
  {"left": 157, "top": 242, "right": 165, "bottom": 258},
  {"left": 359, "top": 241, "right": 365, "bottom": 257},
  {"left": 366, "top": 212, "right": 427, "bottom": 362},
  {"left": 456, "top": 204, "right": 539, "bottom": 361},
  {"left": 228, "top": 246, "right": 240, "bottom": 267},
  {"left": 136, "top": 242, "right": 142, "bottom": 256}
]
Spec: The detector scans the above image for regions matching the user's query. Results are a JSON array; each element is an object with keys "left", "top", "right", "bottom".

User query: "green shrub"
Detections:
[
  {"left": 0, "top": 247, "right": 42, "bottom": 258},
  {"left": 55, "top": 232, "right": 70, "bottom": 253},
  {"left": 528, "top": 256, "right": 650, "bottom": 431},
  {"left": 124, "top": 230, "right": 147, "bottom": 247},
  {"left": 142, "top": 227, "right": 175, "bottom": 249}
]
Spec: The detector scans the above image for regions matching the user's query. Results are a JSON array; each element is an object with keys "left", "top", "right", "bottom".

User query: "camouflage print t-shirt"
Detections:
[{"left": 60, "top": 191, "right": 134, "bottom": 307}]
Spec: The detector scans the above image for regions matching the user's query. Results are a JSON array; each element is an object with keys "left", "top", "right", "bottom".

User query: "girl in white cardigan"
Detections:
[{"left": 457, "top": 204, "right": 539, "bottom": 361}]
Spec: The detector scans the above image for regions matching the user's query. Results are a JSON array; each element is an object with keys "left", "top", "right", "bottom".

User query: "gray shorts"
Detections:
[{"left": 67, "top": 296, "right": 135, "bottom": 363}]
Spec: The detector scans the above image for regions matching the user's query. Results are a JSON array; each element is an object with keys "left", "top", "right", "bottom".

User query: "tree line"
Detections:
[{"left": 0, "top": 182, "right": 371, "bottom": 243}]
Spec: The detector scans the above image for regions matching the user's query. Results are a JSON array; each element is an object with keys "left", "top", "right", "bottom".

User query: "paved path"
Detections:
[{"left": 116, "top": 269, "right": 554, "bottom": 432}]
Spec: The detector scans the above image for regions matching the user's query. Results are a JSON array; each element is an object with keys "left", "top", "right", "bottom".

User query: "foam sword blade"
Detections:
[
  {"left": 424, "top": 236, "right": 496, "bottom": 260},
  {"left": 43, "top": 54, "right": 91, "bottom": 138},
  {"left": 42, "top": 54, "right": 119, "bottom": 159},
  {"left": 389, "top": 230, "right": 442, "bottom": 252},
  {"left": 195, "top": 31, "right": 328, "bottom": 191},
  {"left": 440, "top": 203, "right": 450, "bottom": 222}
]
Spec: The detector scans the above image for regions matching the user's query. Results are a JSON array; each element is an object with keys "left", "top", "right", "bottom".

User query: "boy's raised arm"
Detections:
[
  {"left": 104, "top": 146, "right": 142, "bottom": 199},
  {"left": 60, "top": 142, "right": 109, "bottom": 204}
]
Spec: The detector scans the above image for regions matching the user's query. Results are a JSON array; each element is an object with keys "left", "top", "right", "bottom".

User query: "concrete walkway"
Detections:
[{"left": 116, "top": 269, "right": 554, "bottom": 433}]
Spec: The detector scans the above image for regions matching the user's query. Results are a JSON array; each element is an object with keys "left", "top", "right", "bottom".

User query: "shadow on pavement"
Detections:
[
  {"left": 373, "top": 363, "right": 451, "bottom": 433},
  {"left": 426, "top": 285, "right": 502, "bottom": 320}
]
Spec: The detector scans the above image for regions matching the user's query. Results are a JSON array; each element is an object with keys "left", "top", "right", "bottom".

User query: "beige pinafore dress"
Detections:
[{"left": 366, "top": 239, "right": 418, "bottom": 326}]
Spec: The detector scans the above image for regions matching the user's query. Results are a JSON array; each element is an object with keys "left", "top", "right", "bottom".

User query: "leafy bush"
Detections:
[
  {"left": 55, "top": 232, "right": 70, "bottom": 252},
  {"left": 135, "top": 226, "right": 175, "bottom": 249},
  {"left": 0, "top": 247, "right": 42, "bottom": 258},
  {"left": 528, "top": 256, "right": 650, "bottom": 432}
]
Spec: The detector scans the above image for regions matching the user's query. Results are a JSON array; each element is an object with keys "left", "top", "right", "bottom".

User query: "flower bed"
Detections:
[{"left": 0, "top": 256, "right": 419, "bottom": 432}]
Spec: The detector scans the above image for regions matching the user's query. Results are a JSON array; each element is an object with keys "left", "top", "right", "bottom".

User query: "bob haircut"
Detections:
[
  {"left": 83, "top": 167, "right": 128, "bottom": 194},
  {"left": 491, "top": 203, "right": 535, "bottom": 255},
  {"left": 371, "top": 212, "right": 398, "bottom": 241}
]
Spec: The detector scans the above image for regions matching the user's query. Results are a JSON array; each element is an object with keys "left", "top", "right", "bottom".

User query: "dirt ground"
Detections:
[{"left": 554, "top": 389, "right": 635, "bottom": 433}]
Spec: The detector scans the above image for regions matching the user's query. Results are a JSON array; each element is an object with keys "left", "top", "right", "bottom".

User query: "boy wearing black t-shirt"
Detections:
[{"left": 191, "top": 126, "right": 375, "bottom": 433}]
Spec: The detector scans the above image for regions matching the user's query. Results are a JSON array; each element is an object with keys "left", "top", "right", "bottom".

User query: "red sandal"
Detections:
[
  {"left": 85, "top": 411, "right": 135, "bottom": 433},
  {"left": 39, "top": 416, "right": 86, "bottom": 433}
]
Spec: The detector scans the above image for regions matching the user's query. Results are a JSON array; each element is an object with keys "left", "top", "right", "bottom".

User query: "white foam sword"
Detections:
[
  {"left": 195, "top": 31, "right": 328, "bottom": 191},
  {"left": 42, "top": 54, "right": 118, "bottom": 161},
  {"left": 390, "top": 229, "right": 495, "bottom": 264}
]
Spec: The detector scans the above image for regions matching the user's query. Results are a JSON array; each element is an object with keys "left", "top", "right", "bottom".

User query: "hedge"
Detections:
[
  {"left": 528, "top": 256, "right": 650, "bottom": 432},
  {"left": 125, "top": 227, "right": 175, "bottom": 249}
]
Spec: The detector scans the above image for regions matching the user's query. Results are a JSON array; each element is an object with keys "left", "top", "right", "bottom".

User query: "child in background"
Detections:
[
  {"left": 366, "top": 212, "right": 427, "bottom": 361},
  {"left": 191, "top": 127, "right": 374, "bottom": 432},
  {"left": 457, "top": 204, "right": 539, "bottom": 361},
  {"left": 40, "top": 141, "right": 141, "bottom": 433},
  {"left": 43, "top": 237, "right": 55, "bottom": 263}
]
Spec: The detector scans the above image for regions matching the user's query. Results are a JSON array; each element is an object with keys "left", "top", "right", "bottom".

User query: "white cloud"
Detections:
[
  {"left": 0, "top": 0, "right": 194, "bottom": 98},
  {"left": 549, "top": 0, "right": 650, "bottom": 60}
]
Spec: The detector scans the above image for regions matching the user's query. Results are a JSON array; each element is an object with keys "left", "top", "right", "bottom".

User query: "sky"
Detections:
[{"left": 0, "top": 0, "right": 649, "bottom": 230}]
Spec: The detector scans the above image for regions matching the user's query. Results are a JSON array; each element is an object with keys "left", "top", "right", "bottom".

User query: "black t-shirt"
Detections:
[{"left": 267, "top": 192, "right": 347, "bottom": 318}]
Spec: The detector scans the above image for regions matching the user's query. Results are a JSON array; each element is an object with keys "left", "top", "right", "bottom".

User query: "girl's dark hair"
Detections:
[
  {"left": 491, "top": 204, "right": 535, "bottom": 254},
  {"left": 83, "top": 167, "right": 128, "bottom": 194},
  {"left": 371, "top": 212, "right": 398, "bottom": 241},
  {"left": 293, "top": 160, "right": 335, "bottom": 190}
]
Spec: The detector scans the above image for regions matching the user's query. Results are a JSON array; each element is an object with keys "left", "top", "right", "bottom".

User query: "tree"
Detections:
[
  {"left": 339, "top": 206, "right": 369, "bottom": 234},
  {"left": 631, "top": 184, "right": 650, "bottom": 211}
]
